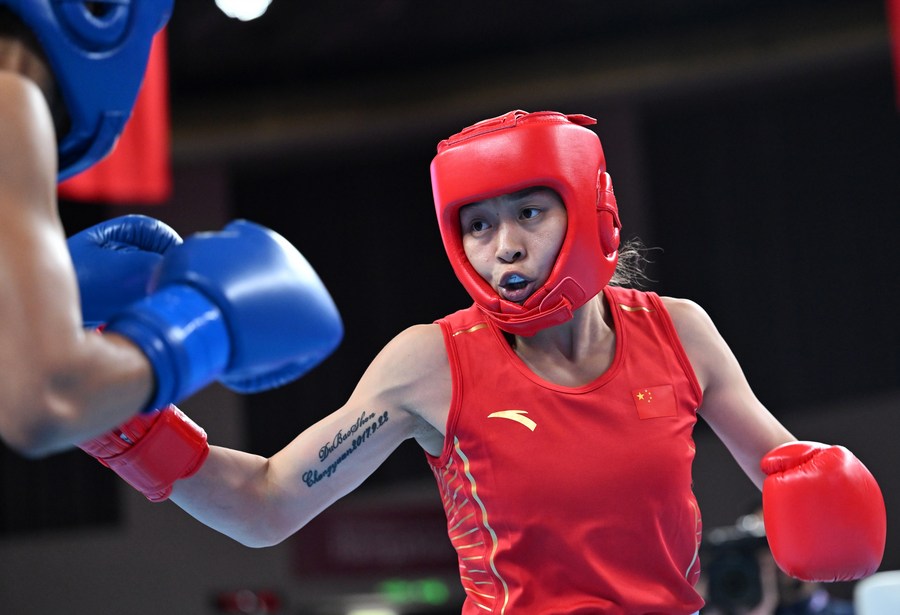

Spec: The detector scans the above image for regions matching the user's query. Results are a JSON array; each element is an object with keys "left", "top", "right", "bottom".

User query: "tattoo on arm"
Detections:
[{"left": 302, "top": 411, "right": 390, "bottom": 487}]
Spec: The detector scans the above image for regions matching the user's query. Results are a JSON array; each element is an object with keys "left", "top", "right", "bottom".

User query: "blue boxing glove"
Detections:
[
  {"left": 105, "top": 220, "right": 343, "bottom": 411},
  {"left": 67, "top": 215, "right": 182, "bottom": 328}
]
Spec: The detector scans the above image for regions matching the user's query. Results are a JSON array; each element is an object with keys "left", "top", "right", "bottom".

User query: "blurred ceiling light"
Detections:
[{"left": 215, "top": 0, "right": 273, "bottom": 21}]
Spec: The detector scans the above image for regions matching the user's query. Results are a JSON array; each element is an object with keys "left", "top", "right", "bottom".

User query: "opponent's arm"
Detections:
[
  {"left": 0, "top": 71, "right": 333, "bottom": 458},
  {"left": 0, "top": 72, "right": 154, "bottom": 456},
  {"left": 663, "top": 296, "right": 795, "bottom": 487}
]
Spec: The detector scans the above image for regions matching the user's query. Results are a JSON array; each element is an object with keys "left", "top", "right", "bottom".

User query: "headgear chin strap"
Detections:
[
  {"left": 1, "top": 0, "right": 173, "bottom": 180},
  {"left": 431, "top": 110, "right": 621, "bottom": 336}
]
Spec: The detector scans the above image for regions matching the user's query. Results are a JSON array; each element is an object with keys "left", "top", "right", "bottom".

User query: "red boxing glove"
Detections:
[
  {"left": 761, "top": 441, "right": 886, "bottom": 582},
  {"left": 79, "top": 405, "right": 209, "bottom": 502}
]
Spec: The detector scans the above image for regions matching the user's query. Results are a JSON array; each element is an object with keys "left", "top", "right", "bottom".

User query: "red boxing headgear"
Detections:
[{"left": 431, "top": 110, "right": 621, "bottom": 336}]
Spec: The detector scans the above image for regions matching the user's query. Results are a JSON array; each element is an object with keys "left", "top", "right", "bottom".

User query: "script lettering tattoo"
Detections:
[
  {"left": 302, "top": 411, "right": 390, "bottom": 488},
  {"left": 318, "top": 411, "right": 376, "bottom": 462}
]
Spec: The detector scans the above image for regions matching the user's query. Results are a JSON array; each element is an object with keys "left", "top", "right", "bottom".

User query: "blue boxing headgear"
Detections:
[{"left": 0, "top": 0, "right": 173, "bottom": 180}]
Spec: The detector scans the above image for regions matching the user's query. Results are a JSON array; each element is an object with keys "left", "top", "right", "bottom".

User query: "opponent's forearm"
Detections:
[
  {"left": 0, "top": 325, "right": 154, "bottom": 457},
  {"left": 0, "top": 359, "right": 151, "bottom": 457},
  {"left": 0, "top": 215, "right": 155, "bottom": 455}
]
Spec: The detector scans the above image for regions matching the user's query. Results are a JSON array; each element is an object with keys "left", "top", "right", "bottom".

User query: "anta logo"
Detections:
[{"left": 487, "top": 410, "right": 537, "bottom": 431}]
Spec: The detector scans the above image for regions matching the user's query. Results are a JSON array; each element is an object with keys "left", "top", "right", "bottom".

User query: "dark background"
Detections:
[
  {"left": 1, "top": 0, "right": 898, "bottom": 611},
  {"left": 167, "top": 0, "right": 900, "bottom": 474}
]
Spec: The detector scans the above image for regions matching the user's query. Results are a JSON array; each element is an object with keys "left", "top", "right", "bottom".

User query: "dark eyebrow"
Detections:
[
  {"left": 472, "top": 186, "right": 559, "bottom": 207},
  {"left": 510, "top": 187, "right": 548, "bottom": 199},
  {"left": 461, "top": 186, "right": 559, "bottom": 214},
  {"left": 509, "top": 186, "right": 562, "bottom": 202}
]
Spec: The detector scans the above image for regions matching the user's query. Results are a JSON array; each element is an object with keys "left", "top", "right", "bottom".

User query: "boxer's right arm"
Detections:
[
  {"left": 79, "top": 325, "right": 445, "bottom": 548},
  {"left": 168, "top": 325, "right": 446, "bottom": 547},
  {"left": 0, "top": 73, "right": 155, "bottom": 456}
]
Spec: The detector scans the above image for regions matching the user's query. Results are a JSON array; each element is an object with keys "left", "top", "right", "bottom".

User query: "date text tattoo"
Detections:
[{"left": 302, "top": 411, "right": 390, "bottom": 487}]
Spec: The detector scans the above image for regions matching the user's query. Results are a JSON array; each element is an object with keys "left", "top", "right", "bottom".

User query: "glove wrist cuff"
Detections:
[
  {"left": 101, "top": 405, "right": 209, "bottom": 502},
  {"left": 107, "top": 285, "right": 231, "bottom": 410}
]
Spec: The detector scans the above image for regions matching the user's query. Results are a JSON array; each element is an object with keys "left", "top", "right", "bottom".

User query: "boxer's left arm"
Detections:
[
  {"left": 662, "top": 296, "right": 795, "bottom": 487},
  {"left": 664, "top": 297, "right": 885, "bottom": 581},
  {"left": 0, "top": 70, "right": 154, "bottom": 457}
]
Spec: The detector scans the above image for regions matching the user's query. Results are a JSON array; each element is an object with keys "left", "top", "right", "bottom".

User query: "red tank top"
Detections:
[{"left": 427, "top": 286, "right": 705, "bottom": 614}]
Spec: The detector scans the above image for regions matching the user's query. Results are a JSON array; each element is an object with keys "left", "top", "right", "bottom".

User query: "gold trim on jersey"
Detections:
[
  {"left": 454, "top": 437, "right": 510, "bottom": 614},
  {"left": 452, "top": 323, "right": 488, "bottom": 336},
  {"left": 685, "top": 497, "right": 702, "bottom": 581}
]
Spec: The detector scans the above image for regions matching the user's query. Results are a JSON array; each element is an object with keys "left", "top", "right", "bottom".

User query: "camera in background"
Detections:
[{"left": 703, "top": 514, "right": 769, "bottom": 613}]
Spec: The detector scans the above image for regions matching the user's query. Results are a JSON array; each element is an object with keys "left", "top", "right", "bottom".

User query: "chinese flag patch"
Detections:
[{"left": 632, "top": 384, "right": 677, "bottom": 419}]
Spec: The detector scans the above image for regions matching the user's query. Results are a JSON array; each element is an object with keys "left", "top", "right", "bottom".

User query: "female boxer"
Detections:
[{"left": 82, "top": 110, "right": 885, "bottom": 615}]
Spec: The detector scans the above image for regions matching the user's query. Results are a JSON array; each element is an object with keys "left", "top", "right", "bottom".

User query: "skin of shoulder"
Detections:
[
  {"left": 0, "top": 71, "right": 57, "bottom": 211},
  {"left": 347, "top": 323, "right": 450, "bottom": 454},
  {"left": 660, "top": 296, "right": 795, "bottom": 488}
]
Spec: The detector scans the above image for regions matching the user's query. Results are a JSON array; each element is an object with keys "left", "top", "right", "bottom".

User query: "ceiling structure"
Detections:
[{"left": 164, "top": 0, "right": 893, "bottom": 165}]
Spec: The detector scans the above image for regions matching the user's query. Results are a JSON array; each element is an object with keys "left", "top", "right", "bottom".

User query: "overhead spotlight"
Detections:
[{"left": 215, "top": 0, "right": 273, "bottom": 21}]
